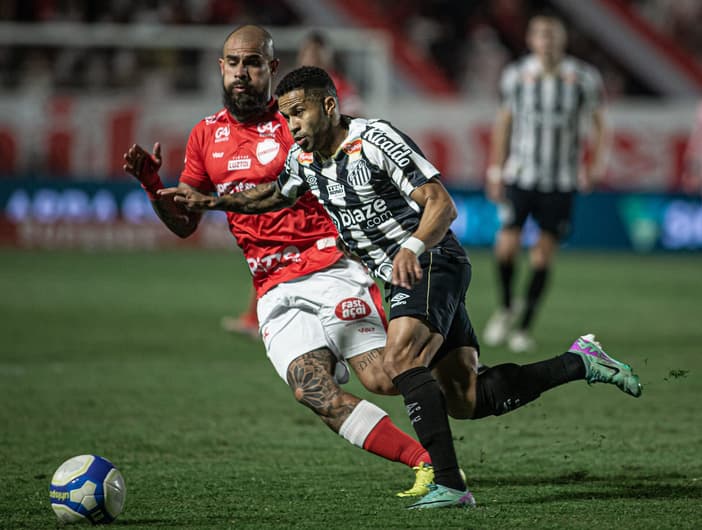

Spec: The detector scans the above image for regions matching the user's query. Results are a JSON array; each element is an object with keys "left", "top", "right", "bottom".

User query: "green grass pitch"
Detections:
[{"left": 1, "top": 248, "right": 701, "bottom": 529}]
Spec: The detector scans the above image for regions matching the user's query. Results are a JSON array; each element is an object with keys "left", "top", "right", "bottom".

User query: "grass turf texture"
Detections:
[{"left": 1, "top": 249, "right": 700, "bottom": 529}]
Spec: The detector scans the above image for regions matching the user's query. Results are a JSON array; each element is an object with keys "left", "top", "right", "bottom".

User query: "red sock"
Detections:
[{"left": 362, "top": 416, "right": 431, "bottom": 468}]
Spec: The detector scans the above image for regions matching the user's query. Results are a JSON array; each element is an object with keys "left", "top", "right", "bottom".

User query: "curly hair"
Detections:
[{"left": 275, "top": 66, "right": 337, "bottom": 100}]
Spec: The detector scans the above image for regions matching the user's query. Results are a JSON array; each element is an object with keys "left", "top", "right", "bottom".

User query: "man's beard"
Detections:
[{"left": 222, "top": 82, "right": 268, "bottom": 122}]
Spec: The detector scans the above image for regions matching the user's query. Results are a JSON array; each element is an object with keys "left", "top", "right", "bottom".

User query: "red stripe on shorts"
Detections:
[{"left": 368, "top": 283, "right": 388, "bottom": 330}]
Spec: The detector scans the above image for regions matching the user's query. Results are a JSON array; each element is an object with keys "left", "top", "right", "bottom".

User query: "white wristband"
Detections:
[
  {"left": 401, "top": 236, "right": 426, "bottom": 257},
  {"left": 487, "top": 165, "right": 503, "bottom": 184}
]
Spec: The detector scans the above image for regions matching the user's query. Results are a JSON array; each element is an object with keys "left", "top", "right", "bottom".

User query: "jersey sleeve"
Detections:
[
  {"left": 499, "top": 63, "right": 519, "bottom": 109},
  {"left": 362, "top": 121, "right": 440, "bottom": 198},
  {"left": 581, "top": 65, "right": 605, "bottom": 113},
  {"left": 179, "top": 123, "right": 215, "bottom": 193},
  {"left": 277, "top": 147, "right": 310, "bottom": 199}
]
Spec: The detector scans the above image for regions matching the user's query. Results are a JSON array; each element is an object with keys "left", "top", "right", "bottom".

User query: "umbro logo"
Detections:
[{"left": 390, "top": 292, "right": 410, "bottom": 308}]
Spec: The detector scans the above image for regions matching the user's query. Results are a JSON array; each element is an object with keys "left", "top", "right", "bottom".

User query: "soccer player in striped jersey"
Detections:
[
  {"left": 124, "top": 25, "right": 437, "bottom": 499},
  {"left": 484, "top": 15, "right": 609, "bottom": 352},
  {"left": 171, "top": 66, "right": 641, "bottom": 510}
]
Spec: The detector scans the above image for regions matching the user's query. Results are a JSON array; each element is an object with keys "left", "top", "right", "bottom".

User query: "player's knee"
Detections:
[
  {"left": 293, "top": 386, "right": 306, "bottom": 403},
  {"left": 380, "top": 345, "right": 414, "bottom": 380},
  {"left": 362, "top": 374, "right": 398, "bottom": 396},
  {"left": 291, "top": 382, "right": 340, "bottom": 414}
]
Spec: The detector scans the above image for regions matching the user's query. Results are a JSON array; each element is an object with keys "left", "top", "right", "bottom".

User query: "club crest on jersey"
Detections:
[
  {"left": 214, "top": 126, "right": 230, "bottom": 143},
  {"left": 228, "top": 156, "right": 251, "bottom": 171},
  {"left": 335, "top": 298, "right": 371, "bottom": 321},
  {"left": 297, "top": 151, "right": 314, "bottom": 165},
  {"left": 347, "top": 160, "right": 372, "bottom": 187},
  {"left": 257, "top": 121, "right": 282, "bottom": 137},
  {"left": 256, "top": 138, "right": 280, "bottom": 165},
  {"left": 343, "top": 139, "right": 362, "bottom": 155}
]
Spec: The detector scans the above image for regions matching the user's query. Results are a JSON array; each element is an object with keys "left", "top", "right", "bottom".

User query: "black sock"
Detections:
[
  {"left": 520, "top": 267, "right": 549, "bottom": 329},
  {"left": 497, "top": 260, "right": 515, "bottom": 309},
  {"left": 392, "top": 367, "right": 465, "bottom": 491},
  {"left": 472, "top": 353, "right": 585, "bottom": 419}
]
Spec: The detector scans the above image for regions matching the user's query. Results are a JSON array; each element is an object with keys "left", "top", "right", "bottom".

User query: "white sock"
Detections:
[{"left": 338, "top": 400, "right": 387, "bottom": 447}]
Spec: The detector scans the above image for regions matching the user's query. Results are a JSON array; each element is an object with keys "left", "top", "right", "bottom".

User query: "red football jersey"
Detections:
[{"left": 179, "top": 100, "right": 342, "bottom": 297}]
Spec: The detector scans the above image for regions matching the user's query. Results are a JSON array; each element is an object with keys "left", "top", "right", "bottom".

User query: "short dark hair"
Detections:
[{"left": 275, "top": 66, "right": 337, "bottom": 100}]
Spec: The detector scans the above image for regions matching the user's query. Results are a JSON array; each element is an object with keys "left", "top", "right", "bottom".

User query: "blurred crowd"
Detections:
[
  {"left": 0, "top": 0, "right": 700, "bottom": 98},
  {"left": 0, "top": 0, "right": 301, "bottom": 94},
  {"left": 628, "top": 0, "right": 702, "bottom": 59},
  {"left": 0, "top": 0, "right": 299, "bottom": 25},
  {"left": 388, "top": 0, "right": 699, "bottom": 98}
]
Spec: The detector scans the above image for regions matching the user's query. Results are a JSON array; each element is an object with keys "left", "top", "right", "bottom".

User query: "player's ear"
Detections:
[
  {"left": 269, "top": 58, "right": 280, "bottom": 75},
  {"left": 218, "top": 57, "right": 225, "bottom": 76},
  {"left": 323, "top": 95, "right": 337, "bottom": 116}
]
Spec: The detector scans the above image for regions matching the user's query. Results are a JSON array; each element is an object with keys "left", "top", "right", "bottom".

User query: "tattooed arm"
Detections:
[{"left": 159, "top": 181, "right": 295, "bottom": 214}]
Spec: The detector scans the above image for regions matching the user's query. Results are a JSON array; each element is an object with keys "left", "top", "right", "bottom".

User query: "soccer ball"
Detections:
[{"left": 49, "top": 455, "right": 126, "bottom": 524}]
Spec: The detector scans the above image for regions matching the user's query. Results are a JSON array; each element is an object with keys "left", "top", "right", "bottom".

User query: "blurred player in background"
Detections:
[
  {"left": 484, "top": 15, "right": 609, "bottom": 352},
  {"left": 170, "top": 65, "right": 641, "bottom": 509},
  {"left": 221, "top": 31, "right": 364, "bottom": 337},
  {"left": 297, "top": 31, "right": 364, "bottom": 116},
  {"left": 124, "top": 25, "right": 436, "bottom": 498}
]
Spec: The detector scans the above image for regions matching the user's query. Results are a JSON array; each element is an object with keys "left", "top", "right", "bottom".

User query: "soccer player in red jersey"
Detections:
[
  {"left": 221, "top": 31, "right": 364, "bottom": 337},
  {"left": 123, "top": 25, "right": 434, "bottom": 498}
]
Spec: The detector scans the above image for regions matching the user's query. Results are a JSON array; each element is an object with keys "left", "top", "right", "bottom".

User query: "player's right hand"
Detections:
[{"left": 123, "top": 143, "right": 162, "bottom": 185}]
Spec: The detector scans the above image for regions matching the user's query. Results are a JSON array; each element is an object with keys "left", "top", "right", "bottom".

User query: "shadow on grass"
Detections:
[
  {"left": 475, "top": 470, "right": 702, "bottom": 502},
  {"left": 528, "top": 483, "right": 702, "bottom": 503}
]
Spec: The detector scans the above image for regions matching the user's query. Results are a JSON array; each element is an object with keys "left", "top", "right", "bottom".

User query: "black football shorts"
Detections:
[
  {"left": 385, "top": 233, "right": 480, "bottom": 367},
  {"left": 501, "top": 185, "right": 575, "bottom": 240}
]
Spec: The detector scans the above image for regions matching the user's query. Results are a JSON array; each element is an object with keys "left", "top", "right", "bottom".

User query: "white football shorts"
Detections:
[{"left": 257, "top": 257, "right": 387, "bottom": 384}]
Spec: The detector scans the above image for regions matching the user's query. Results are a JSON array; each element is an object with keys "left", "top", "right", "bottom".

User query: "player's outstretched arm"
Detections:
[
  {"left": 160, "top": 182, "right": 296, "bottom": 214},
  {"left": 123, "top": 143, "right": 200, "bottom": 238}
]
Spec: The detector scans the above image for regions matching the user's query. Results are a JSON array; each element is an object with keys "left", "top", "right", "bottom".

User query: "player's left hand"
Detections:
[
  {"left": 391, "top": 248, "right": 423, "bottom": 289},
  {"left": 158, "top": 187, "right": 218, "bottom": 211}
]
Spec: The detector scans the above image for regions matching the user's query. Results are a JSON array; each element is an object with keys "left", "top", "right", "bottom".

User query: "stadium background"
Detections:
[{"left": 1, "top": 1, "right": 701, "bottom": 528}]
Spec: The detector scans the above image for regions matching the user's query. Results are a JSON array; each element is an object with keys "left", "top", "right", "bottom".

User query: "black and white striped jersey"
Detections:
[
  {"left": 277, "top": 117, "right": 440, "bottom": 282},
  {"left": 501, "top": 54, "right": 604, "bottom": 192}
]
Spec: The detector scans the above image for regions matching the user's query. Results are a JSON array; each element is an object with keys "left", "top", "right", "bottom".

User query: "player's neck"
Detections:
[
  {"left": 318, "top": 122, "right": 349, "bottom": 159},
  {"left": 537, "top": 54, "right": 562, "bottom": 74}
]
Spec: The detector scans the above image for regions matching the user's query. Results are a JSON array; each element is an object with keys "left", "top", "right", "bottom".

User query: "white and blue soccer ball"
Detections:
[{"left": 49, "top": 454, "right": 126, "bottom": 524}]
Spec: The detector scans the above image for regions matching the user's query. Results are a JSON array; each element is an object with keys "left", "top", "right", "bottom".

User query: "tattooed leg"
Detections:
[
  {"left": 348, "top": 348, "right": 399, "bottom": 396},
  {"left": 286, "top": 348, "right": 360, "bottom": 433},
  {"left": 287, "top": 348, "right": 432, "bottom": 469}
]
